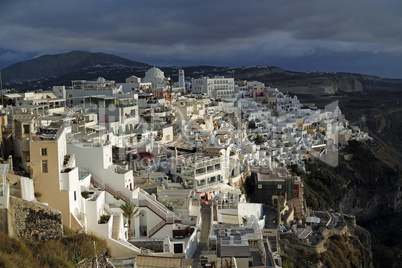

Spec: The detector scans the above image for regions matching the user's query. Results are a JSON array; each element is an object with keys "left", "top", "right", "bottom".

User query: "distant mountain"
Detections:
[
  {"left": 1, "top": 50, "right": 150, "bottom": 84},
  {"left": 2, "top": 50, "right": 402, "bottom": 96}
]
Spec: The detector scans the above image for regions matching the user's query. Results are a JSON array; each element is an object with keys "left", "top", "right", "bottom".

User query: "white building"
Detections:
[
  {"left": 143, "top": 67, "right": 169, "bottom": 90},
  {"left": 85, "top": 95, "right": 139, "bottom": 136},
  {"left": 170, "top": 153, "right": 228, "bottom": 190},
  {"left": 53, "top": 77, "right": 123, "bottom": 106},
  {"left": 191, "top": 76, "right": 235, "bottom": 99},
  {"left": 117, "top": 75, "right": 152, "bottom": 93}
]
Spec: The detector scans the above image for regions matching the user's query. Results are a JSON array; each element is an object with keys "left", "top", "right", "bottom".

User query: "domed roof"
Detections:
[{"left": 143, "top": 67, "right": 165, "bottom": 85}]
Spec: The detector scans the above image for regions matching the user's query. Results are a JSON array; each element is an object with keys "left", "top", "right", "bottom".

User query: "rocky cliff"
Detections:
[
  {"left": 304, "top": 140, "right": 401, "bottom": 222},
  {"left": 280, "top": 222, "right": 373, "bottom": 268},
  {"left": 303, "top": 140, "right": 402, "bottom": 267},
  {"left": 263, "top": 75, "right": 363, "bottom": 95}
]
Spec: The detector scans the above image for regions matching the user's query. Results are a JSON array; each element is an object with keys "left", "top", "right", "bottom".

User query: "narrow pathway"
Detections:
[{"left": 192, "top": 204, "right": 212, "bottom": 268}]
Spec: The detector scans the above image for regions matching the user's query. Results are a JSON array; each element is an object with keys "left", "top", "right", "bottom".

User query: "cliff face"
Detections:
[
  {"left": 261, "top": 75, "right": 363, "bottom": 95},
  {"left": 305, "top": 141, "right": 401, "bottom": 223},
  {"left": 334, "top": 76, "right": 363, "bottom": 93},
  {"left": 280, "top": 223, "right": 373, "bottom": 268},
  {"left": 303, "top": 140, "right": 402, "bottom": 267}
]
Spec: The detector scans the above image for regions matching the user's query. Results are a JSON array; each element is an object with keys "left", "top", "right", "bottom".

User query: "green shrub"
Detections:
[{"left": 81, "top": 191, "right": 89, "bottom": 199}]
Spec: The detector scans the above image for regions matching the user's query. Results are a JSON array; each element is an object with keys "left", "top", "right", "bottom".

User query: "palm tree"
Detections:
[
  {"left": 166, "top": 79, "right": 175, "bottom": 103},
  {"left": 119, "top": 202, "right": 139, "bottom": 240},
  {"left": 166, "top": 79, "right": 175, "bottom": 92}
]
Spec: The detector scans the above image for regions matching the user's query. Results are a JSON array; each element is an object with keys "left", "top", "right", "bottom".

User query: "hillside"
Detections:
[
  {"left": 0, "top": 229, "right": 110, "bottom": 267},
  {"left": 3, "top": 51, "right": 402, "bottom": 96},
  {"left": 2, "top": 50, "right": 150, "bottom": 84},
  {"left": 301, "top": 140, "right": 402, "bottom": 267}
]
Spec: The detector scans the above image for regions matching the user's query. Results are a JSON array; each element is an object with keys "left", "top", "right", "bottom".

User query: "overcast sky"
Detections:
[{"left": 1, "top": 0, "right": 402, "bottom": 78}]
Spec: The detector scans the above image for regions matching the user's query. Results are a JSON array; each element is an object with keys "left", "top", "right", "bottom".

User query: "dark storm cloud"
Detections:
[{"left": 1, "top": 0, "right": 402, "bottom": 77}]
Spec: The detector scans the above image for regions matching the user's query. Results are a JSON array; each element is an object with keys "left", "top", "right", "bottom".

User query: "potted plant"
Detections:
[
  {"left": 81, "top": 191, "right": 89, "bottom": 199},
  {"left": 186, "top": 225, "right": 191, "bottom": 235},
  {"left": 63, "top": 154, "right": 70, "bottom": 165},
  {"left": 99, "top": 214, "right": 110, "bottom": 224}
]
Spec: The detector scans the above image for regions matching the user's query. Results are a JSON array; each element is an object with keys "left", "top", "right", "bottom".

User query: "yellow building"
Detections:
[
  {"left": 13, "top": 118, "right": 84, "bottom": 230},
  {"left": 28, "top": 129, "right": 83, "bottom": 230}
]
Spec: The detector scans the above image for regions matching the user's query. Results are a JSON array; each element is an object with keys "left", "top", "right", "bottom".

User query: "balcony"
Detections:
[{"left": 172, "top": 227, "right": 195, "bottom": 239}]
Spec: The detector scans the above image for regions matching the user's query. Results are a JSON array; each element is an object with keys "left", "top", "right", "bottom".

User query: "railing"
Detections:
[
  {"left": 148, "top": 215, "right": 175, "bottom": 238},
  {"left": 91, "top": 176, "right": 100, "bottom": 188},
  {"left": 148, "top": 220, "right": 165, "bottom": 238},
  {"left": 138, "top": 188, "right": 174, "bottom": 215},
  {"left": 138, "top": 198, "right": 168, "bottom": 221},
  {"left": 103, "top": 204, "right": 114, "bottom": 215},
  {"left": 90, "top": 175, "right": 132, "bottom": 203},
  {"left": 137, "top": 188, "right": 180, "bottom": 237},
  {"left": 105, "top": 184, "right": 131, "bottom": 203}
]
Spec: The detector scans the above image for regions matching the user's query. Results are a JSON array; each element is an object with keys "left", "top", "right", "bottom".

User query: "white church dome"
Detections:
[{"left": 143, "top": 67, "right": 165, "bottom": 85}]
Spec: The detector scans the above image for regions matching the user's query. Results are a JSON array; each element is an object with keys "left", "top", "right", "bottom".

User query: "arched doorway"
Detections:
[{"left": 139, "top": 210, "right": 147, "bottom": 237}]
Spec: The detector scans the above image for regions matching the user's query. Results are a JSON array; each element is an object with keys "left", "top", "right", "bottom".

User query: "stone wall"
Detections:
[
  {"left": 130, "top": 241, "right": 164, "bottom": 252},
  {"left": 280, "top": 232, "right": 327, "bottom": 254},
  {"left": 321, "top": 225, "right": 348, "bottom": 239},
  {"left": 232, "top": 171, "right": 250, "bottom": 188},
  {"left": 76, "top": 251, "right": 114, "bottom": 268},
  {"left": 343, "top": 214, "right": 357, "bottom": 228},
  {"left": 0, "top": 209, "right": 8, "bottom": 234},
  {"left": 7, "top": 196, "right": 63, "bottom": 242},
  {"left": 280, "top": 224, "right": 349, "bottom": 255}
]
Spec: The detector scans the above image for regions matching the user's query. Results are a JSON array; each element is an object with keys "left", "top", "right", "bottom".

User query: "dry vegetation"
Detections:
[
  {"left": 281, "top": 234, "right": 362, "bottom": 268},
  {"left": 0, "top": 227, "right": 109, "bottom": 268}
]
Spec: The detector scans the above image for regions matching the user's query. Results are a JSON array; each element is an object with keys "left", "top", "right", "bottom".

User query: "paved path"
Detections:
[{"left": 192, "top": 204, "right": 212, "bottom": 268}]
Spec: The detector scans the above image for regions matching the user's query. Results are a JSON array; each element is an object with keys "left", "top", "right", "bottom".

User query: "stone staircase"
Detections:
[{"left": 112, "top": 215, "right": 120, "bottom": 240}]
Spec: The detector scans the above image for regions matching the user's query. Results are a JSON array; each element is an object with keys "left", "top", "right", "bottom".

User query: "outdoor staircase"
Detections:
[
  {"left": 90, "top": 175, "right": 131, "bottom": 203},
  {"left": 149, "top": 219, "right": 170, "bottom": 238},
  {"left": 90, "top": 176, "right": 181, "bottom": 239},
  {"left": 137, "top": 189, "right": 181, "bottom": 238},
  {"left": 112, "top": 215, "right": 120, "bottom": 240}
]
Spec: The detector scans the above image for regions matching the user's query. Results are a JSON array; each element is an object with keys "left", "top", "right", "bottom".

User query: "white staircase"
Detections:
[{"left": 112, "top": 215, "right": 120, "bottom": 240}]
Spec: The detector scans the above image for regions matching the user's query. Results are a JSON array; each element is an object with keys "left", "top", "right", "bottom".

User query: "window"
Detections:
[
  {"left": 41, "top": 148, "right": 47, "bottom": 156},
  {"left": 173, "top": 243, "right": 183, "bottom": 253},
  {"left": 23, "top": 124, "right": 29, "bottom": 134},
  {"left": 42, "top": 160, "right": 48, "bottom": 173},
  {"left": 74, "top": 191, "right": 77, "bottom": 201},
  {"left": 176, "top": 165, "right": 181, "bottom": 173}
]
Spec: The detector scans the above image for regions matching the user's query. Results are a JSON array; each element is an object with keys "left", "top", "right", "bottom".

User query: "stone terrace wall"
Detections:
[
  {"left": 130, "top": 241, "right": 164, "bottom": 252},
  {"left": 280, "top": 224, "right": 349, "bottom": 254},
  {"left": 76, "top": 251, "right": 114, "bottom": 268},
  {"left": 7, "top": 196, "right": 63, "bottom": 242},
  {"left": 0, "top": 209, "right": 8, "bottom": 234}
]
